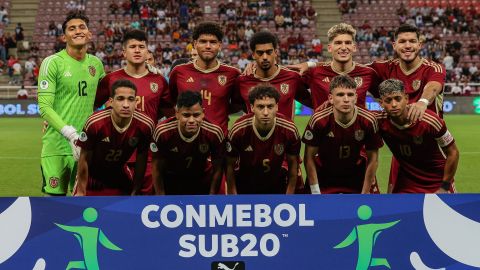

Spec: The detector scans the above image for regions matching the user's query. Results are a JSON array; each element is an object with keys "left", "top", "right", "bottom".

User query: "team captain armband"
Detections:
[{"left": 436, "top": 130, "right": 454, "bottom": 147}]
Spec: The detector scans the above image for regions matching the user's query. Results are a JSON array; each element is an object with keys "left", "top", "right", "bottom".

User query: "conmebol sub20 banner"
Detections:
[{"left": 1, "top": 195, "right": 479, "bottom": 269}]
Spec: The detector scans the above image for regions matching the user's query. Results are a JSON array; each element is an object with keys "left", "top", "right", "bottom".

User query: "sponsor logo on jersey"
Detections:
[
  {"left": 304, "top": 130, "right": 313, "bottom": 140},
  {"left": 150, "top": 142, "right": 158, "bottom": 152},
  {"left": 327, "top": 131, "right": 335, "bottom": 138},
  {"left": 412, "top": 80, "right": 421, "bottom": 91},
  {"left": 218, "top": 75, "right": 227, "bottom": 86},
  {"left": 186, "top": 77, "right": 194, "bottom": 83},
  {"left": 322, "top": 77, "right": 330, "bottom": 83},
  {"left": 79, "top": 132, "right": 88, "bottom": 142},
  {"left": 128, "top": 137, "right": 139, "bottom": 147},
  {"left": 354, "top": 77, "right": 363, "bottom": 88},
  {"left": 355, "top": 130, "right": 365, "bottom": 141},
  {"left": 413, "top": 135, "right": 423, "bottom": 144},
  {"left": 63, "top": 71, "right": 72, "bottom": 77},
  {"left": 199, "top": 144, "right": 209, "bottom": 154},
  {"left": 49, "top": 177, "right": 59, "bottom": 188},
  {"left": 40, "top": 80, "right": 49, "bottom": 90},
  {"left": 226, "top": 142, "right": 232, "bottom": 152},
  {"left": 101, "top": 137, "right": 110, "bottom": 143},
  {"left": 211, "top": 261, "right": 245, "bottom": 270},
  {"left": 88, "top": 66, "right": 96, "bottom": 77},
  {"left": 244, "top": 145, "right": 253, "bottom": 152},
  {"left": 170, "top": 147, "right": 178, "bottom": 152},
  {"left": 280, "top": 83, "right": 289, "bottom": 95},
  {"left": 274, "top": 144, "right": 284, "bottom": 155},
  {"left": 150, "top": 82, "right": 158, "bottom": 93}
]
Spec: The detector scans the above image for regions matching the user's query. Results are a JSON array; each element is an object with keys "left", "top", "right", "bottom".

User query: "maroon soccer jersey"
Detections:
[
  {"left": 169, "top": 60, "right": 241, "bottom": 133},
  {"left": 302, "top": 106, "right": 383, "bottom": 193},
  {"left": 76, "top": 108, "right": 154, "bottom": 192},
  {"left": 304, "top": 62, "right": 380, "bottom": 109},
  {"left": 227, "top": 113, "right": 301, "bottom": 194},
  {"left": 94, "top": 68, "right": 171, "bottom": 122},
  {"left": 235, "top": 66, "right": 310, "bottom": 120},
  {"left": 376, "top": 110, "right": 454, "bottom": 193},
  {"left": 151, "top": 117, "right": 225, "bottom": 194},
  {"left": 369, "top": 58, "right": 446, "bottom": 116}
]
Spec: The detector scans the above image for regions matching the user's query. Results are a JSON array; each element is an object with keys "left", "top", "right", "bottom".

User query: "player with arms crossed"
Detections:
[
  {"left": 376, "top": 79, "right": 459, "bottom": 193},
  {"left": 94, "top": 29, "right": 172, "bottom": 194},
  {"left": 226, "top": 85, "right": 301, "bottom": 194},
  {"left": 303, "top": 75, "right": 383, "bottom": 194},
  {"left": 38, "top": 11, "right": 105, "bottom": 195},
  {"left": 74, "top": 79, "right": 154, "bottom": 196},
  {"left": 151, "top": 91, "right": 225, "bottom": 195}
]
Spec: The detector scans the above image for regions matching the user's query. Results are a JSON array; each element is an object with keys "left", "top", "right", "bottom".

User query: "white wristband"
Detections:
[
  {"left": 418, "top": 98, "right": 429, "bottom": 106},
  {"left": 307, "top": 61, "right": 316, "bottom": 68},
  {"left": 310, "top": 184, "right": 320, "bottom": 194}
]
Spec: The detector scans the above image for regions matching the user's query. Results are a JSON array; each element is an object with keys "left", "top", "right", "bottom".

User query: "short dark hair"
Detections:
[
  {"left": 329, "top": 75, "right": 357, "bottom": 93},
  {"left": 394, "top": 24, "right": 420, "bottom": 40},
  {"left": 177, "top": 91, "right": 203, "bottom": 108},
  {"left": 378, "top": 79, "right": 405, "bottom": 97},
  {"left": 249, "top": 31, "right": 278, "bottom": 51},
  {"left": 62, "top": 11, "right": 89, "bottom": 33},
  {"left": 193, "top": 22, "right": 223, "bottom": 41},
  {"left": 248, "top": 84, "right": 280, "bottom": 105},
  {"left": 111, "top": 79, "right": 137, "bottom": 97},
  {"left": 123, "top": 29, "right": 148, "bottom": 46}
]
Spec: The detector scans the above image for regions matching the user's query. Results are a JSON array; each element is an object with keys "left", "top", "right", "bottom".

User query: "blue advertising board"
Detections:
[{"left": 0, "top": 195, "right": 479, "bottom": 269}]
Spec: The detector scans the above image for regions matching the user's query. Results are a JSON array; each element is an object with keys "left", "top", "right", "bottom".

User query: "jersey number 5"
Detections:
[{"left": 78, "top": 81, "right": 87, "bottom": 96}]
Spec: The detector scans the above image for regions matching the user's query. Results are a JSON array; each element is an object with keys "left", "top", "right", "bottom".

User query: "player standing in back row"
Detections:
[
  {"left": 94, "top": 29, "right": 172, "bottom": 195},
  {"left": 38, "top": 11, "right": 105, "bottom": 195}
]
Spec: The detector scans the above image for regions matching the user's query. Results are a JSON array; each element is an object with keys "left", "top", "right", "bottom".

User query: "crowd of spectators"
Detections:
[{"left": 340, "top": 0, "right": 480, "bottom": 88}]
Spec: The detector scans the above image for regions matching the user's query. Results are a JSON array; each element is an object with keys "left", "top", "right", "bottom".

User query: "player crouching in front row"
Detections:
[
  {"left": 226, "top": 85, "right": 301, "bottom": 194},
  {"left": 73, "top": 79, "right": 154, "bottom": 196},
  {"left": 376, "top": 79, "right": 459, "bottom": 193},
  {"left": 150, "top": 91, "right": 225, "bottom": 195}
]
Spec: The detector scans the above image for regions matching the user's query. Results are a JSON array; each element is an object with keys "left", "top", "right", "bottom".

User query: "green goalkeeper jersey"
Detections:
[{"left": 38, "top": 49, "right": 105, "bottom": 157}]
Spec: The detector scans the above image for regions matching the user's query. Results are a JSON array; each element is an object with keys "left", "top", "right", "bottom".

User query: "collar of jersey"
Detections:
[
  {"left": 334, "top": 106, "right": 358, "bottom": 128},
  {"left": 252, "top": 115, "right": 276, "bottom": 141},
  {"left": 398, "top": 58, "right": 423, "bottom": 76},
  {"left": 331, "top": 61, "right": 356, "bottom": 75},
  {"left": 111, "top": 113, "right": 133, "bottom": 133},
  {"left": 123, "top": 67, "right": 149, "bottom": 78},
  {"left": 253, "top": 64, "right": 281, "bottom": 81},
  {"left": 193, "top": 59, "right": 221, "bottom": 73},
  {"left": 178, "top": 122, "right": 201, "bottom": 143}
]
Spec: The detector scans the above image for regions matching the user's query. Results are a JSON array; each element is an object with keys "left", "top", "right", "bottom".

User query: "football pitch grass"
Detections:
[{"left": 0, "top": 115, "right": 479, "bottom": 196}]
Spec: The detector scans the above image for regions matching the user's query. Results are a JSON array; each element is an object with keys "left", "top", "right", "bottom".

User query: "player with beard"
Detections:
[
  {"left": 375, "top": 79, "right": 458, "bottom": 193},
  {"left": 94, "top": 29, "right": 172, "bottom": 195}
]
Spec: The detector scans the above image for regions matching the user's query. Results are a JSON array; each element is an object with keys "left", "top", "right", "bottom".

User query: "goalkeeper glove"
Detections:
[{"left": 61, "top": 125, "right": 81, "bottom": 161}]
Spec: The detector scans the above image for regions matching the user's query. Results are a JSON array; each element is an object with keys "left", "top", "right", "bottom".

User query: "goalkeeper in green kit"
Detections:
[{"left": 38, "top": 11, "right": 105, "bottom": 195}]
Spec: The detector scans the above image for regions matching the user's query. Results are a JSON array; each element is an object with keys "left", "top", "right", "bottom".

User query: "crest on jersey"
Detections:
[
  {"left": 150, "top": 142, "right": 158, "bottom": 153},
  {"left": 304, "top": 130, "right": 314, "bottom": 140},
  {"left": 218, "top": 75, "right": 227, "bottom": 86},
  {"left": 150, "top": 82, "right": 159, "bottom": 93},
  {"left": 354, "top": 77, "right": 363, "bottom": 88},
  {"left": 49, "top": 177, "right": 59, "bottom": 188},
  {"left": 88, "top": 66, "right": 96, "bottom": 77},
  {"left": 226, "top": 142, "right": 232, "bottom": 152},
  {"left": 354, "top": 130, "right": 364, "bottom": 141},
  {"left": 412, "top": 80, "right": 421, "bottom": 91},
  {"left": 413, "top": 135, "right": 423, "bottom": 144},
  {"left": 129, "top": 137, "right": 139, "bottom": 147},
  {"left": 274, "top": 144, "right": 284, "bottom": 155},
  {"left": 280, "top": 83, "right": 289, "bottom": 95},
  {"left": 79, "top": 132, "right": 88, "bottom": 142},
  {"left": 199, "top": 143, "right": 209, "bottom": 154}
]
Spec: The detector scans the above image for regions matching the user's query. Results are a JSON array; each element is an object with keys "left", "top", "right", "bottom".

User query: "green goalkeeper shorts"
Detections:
[{"left": 41, "top": 156, "right": 77, "bottom": 195}]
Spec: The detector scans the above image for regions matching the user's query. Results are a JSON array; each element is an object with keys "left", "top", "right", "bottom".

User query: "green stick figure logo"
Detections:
[
  {"left": 55, "top": 207, "right": 122, "bottom": 270},
  {"left": 334, "top": 205, "right": 400, "bottom": 270}
]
